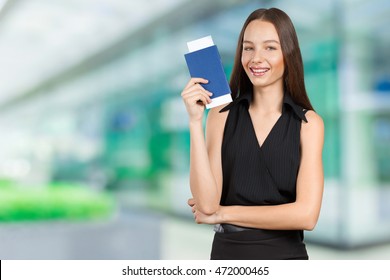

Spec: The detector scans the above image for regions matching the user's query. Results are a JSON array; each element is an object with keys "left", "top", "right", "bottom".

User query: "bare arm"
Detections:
[
  {"left": 181, "top": 78, "right": 228, "bottom": 214},
  {"left": 194, "top": 111, "right": 324, "bottom": 230}
]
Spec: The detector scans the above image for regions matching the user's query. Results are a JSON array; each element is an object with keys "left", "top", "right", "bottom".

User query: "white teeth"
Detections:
[{"left": 251, "top": 68, "right": 268, "bottom": 73}]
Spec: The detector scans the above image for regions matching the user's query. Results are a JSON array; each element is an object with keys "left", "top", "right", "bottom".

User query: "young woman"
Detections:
[{"left": 181, "top": 7, "right": 324, "bottom": 260}]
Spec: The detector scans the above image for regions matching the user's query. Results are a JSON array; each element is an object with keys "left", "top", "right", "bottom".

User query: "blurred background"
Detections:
[{"left": 0, "top": 0, "right": 389, "bottom": 259}]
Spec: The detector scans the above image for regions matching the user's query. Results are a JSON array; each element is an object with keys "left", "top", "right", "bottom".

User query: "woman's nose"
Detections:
[{"left": 251, "top": 50, "right": 265, "bottom": 63}]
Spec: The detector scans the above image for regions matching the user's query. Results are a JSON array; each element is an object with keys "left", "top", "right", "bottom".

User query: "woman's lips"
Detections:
[{"left": 250, "top": 67, "right": 269, "bottom": 76}]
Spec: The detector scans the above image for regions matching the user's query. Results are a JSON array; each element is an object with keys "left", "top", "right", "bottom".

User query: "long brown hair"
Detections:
[{"left": 229, "top": 8, "right": 314, "bottom": 110}]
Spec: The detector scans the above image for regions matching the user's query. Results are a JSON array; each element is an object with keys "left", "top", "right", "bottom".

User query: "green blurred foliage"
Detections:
[{"left": 0, "top": 180, "right": 115, "bottom": 222}]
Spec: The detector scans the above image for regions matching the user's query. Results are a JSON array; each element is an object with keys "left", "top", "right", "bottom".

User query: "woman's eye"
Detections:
[
  {"left": 243, "top": 46, "right": 253, "bottom": 51},
  {"left": 266, "top": 46, "right": 277, "bottom": 51}
]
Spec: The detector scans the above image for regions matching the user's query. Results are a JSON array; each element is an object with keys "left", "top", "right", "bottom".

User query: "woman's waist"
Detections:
[{"left": 214, "top": 223, "right": 304, "bottom": 241}]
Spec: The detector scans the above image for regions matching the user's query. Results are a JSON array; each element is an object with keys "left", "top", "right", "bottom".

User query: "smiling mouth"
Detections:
[{"left": 250, "top": 67, "right": 269, "bottom": 76}]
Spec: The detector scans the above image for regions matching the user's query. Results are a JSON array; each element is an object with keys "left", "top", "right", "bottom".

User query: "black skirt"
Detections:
[{"left": 210, "top": 227, "right": 308, "bottom": 260}]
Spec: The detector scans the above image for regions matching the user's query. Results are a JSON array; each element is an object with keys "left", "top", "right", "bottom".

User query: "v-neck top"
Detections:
[{"left": 219, "top": 91, "right": 308, "bottom": 206}]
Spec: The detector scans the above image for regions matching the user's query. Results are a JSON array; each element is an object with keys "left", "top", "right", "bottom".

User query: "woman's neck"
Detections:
[{"left": 251, "top": 85, "right": 284, "bottom": 114}]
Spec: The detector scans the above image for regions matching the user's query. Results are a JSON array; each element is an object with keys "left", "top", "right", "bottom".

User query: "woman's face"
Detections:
[{"left": 241, "top": 20, "right": 285, "bottom": 91}]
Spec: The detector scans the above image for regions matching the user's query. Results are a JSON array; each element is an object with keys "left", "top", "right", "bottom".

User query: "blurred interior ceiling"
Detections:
[
  {"left": 0, "top": 0, "right": 245, "bottom": 112},
  {"left": 0, "top": 0, "right": 188, "bottom": 107},
  {"left": 0, "top": 0, "right": 247, "bottom": 109},
  {"left": 0, "top": 0, "right": 388, "bottom": 112}
]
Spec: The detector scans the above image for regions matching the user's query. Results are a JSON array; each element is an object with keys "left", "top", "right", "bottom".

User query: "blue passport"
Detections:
[{"left": 184, "top": 36, "right": 232, "bottom": 109}]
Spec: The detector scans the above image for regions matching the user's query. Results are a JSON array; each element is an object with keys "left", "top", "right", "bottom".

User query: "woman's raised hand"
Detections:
[{"left": 181, "top": 78, "right": 213, "bottom": 123}]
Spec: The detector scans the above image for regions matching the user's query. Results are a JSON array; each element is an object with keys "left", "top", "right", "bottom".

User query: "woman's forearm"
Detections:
[
  {"left": 218, "top": 202, "right": 319, "bottom": 231},
  {"left": 189, "top": 121, "right": 220, "bottom": 214}
]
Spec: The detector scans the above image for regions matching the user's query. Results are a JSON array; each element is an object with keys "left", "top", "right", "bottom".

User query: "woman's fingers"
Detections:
[
  {"left": 182, "top": 87, "right": 212, "bottom": 105},
  {"left": 188, "top": 198, "right": 195, "bottom": 206},
  {"left": 181, "top": 84, "right": 211, "bottom": 97},
  {"left": 182, "top": 79, "right": 212, "bottom": 96},
  {"left": 183, "top": 78, "right": 209, "bottom": 90},
  {"left": 181, "top": 78, "right": 212, "bottom": 121},
  {"left": 188, "top": 198, "right": 196, "bottom": 217}
]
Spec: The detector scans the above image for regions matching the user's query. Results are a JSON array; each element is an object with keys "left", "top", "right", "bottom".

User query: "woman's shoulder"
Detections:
[
  {"left": 207, "top": 104, "right": 230, "bottom": 122},
  {"left": 301, "top": 110, "right": 324, "bottom": 142},
  {"left": 303, "top": 110, "right": 324, "bottom": 128},
  {"left": 205, "top": 104, "right": 230, "bottom": 137}
]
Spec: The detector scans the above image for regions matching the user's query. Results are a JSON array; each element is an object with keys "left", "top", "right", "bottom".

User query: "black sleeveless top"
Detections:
[{"left": 219, "top": 91, "right": 308, "bottom": 206}]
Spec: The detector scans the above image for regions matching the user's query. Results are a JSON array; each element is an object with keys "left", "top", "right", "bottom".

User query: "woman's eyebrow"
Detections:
[
  {"left": 263, "top": 39, "right": 280, "bottom": 44},
  {"left": 243, "top": 39, "right": 280, "bottom": 44}
]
